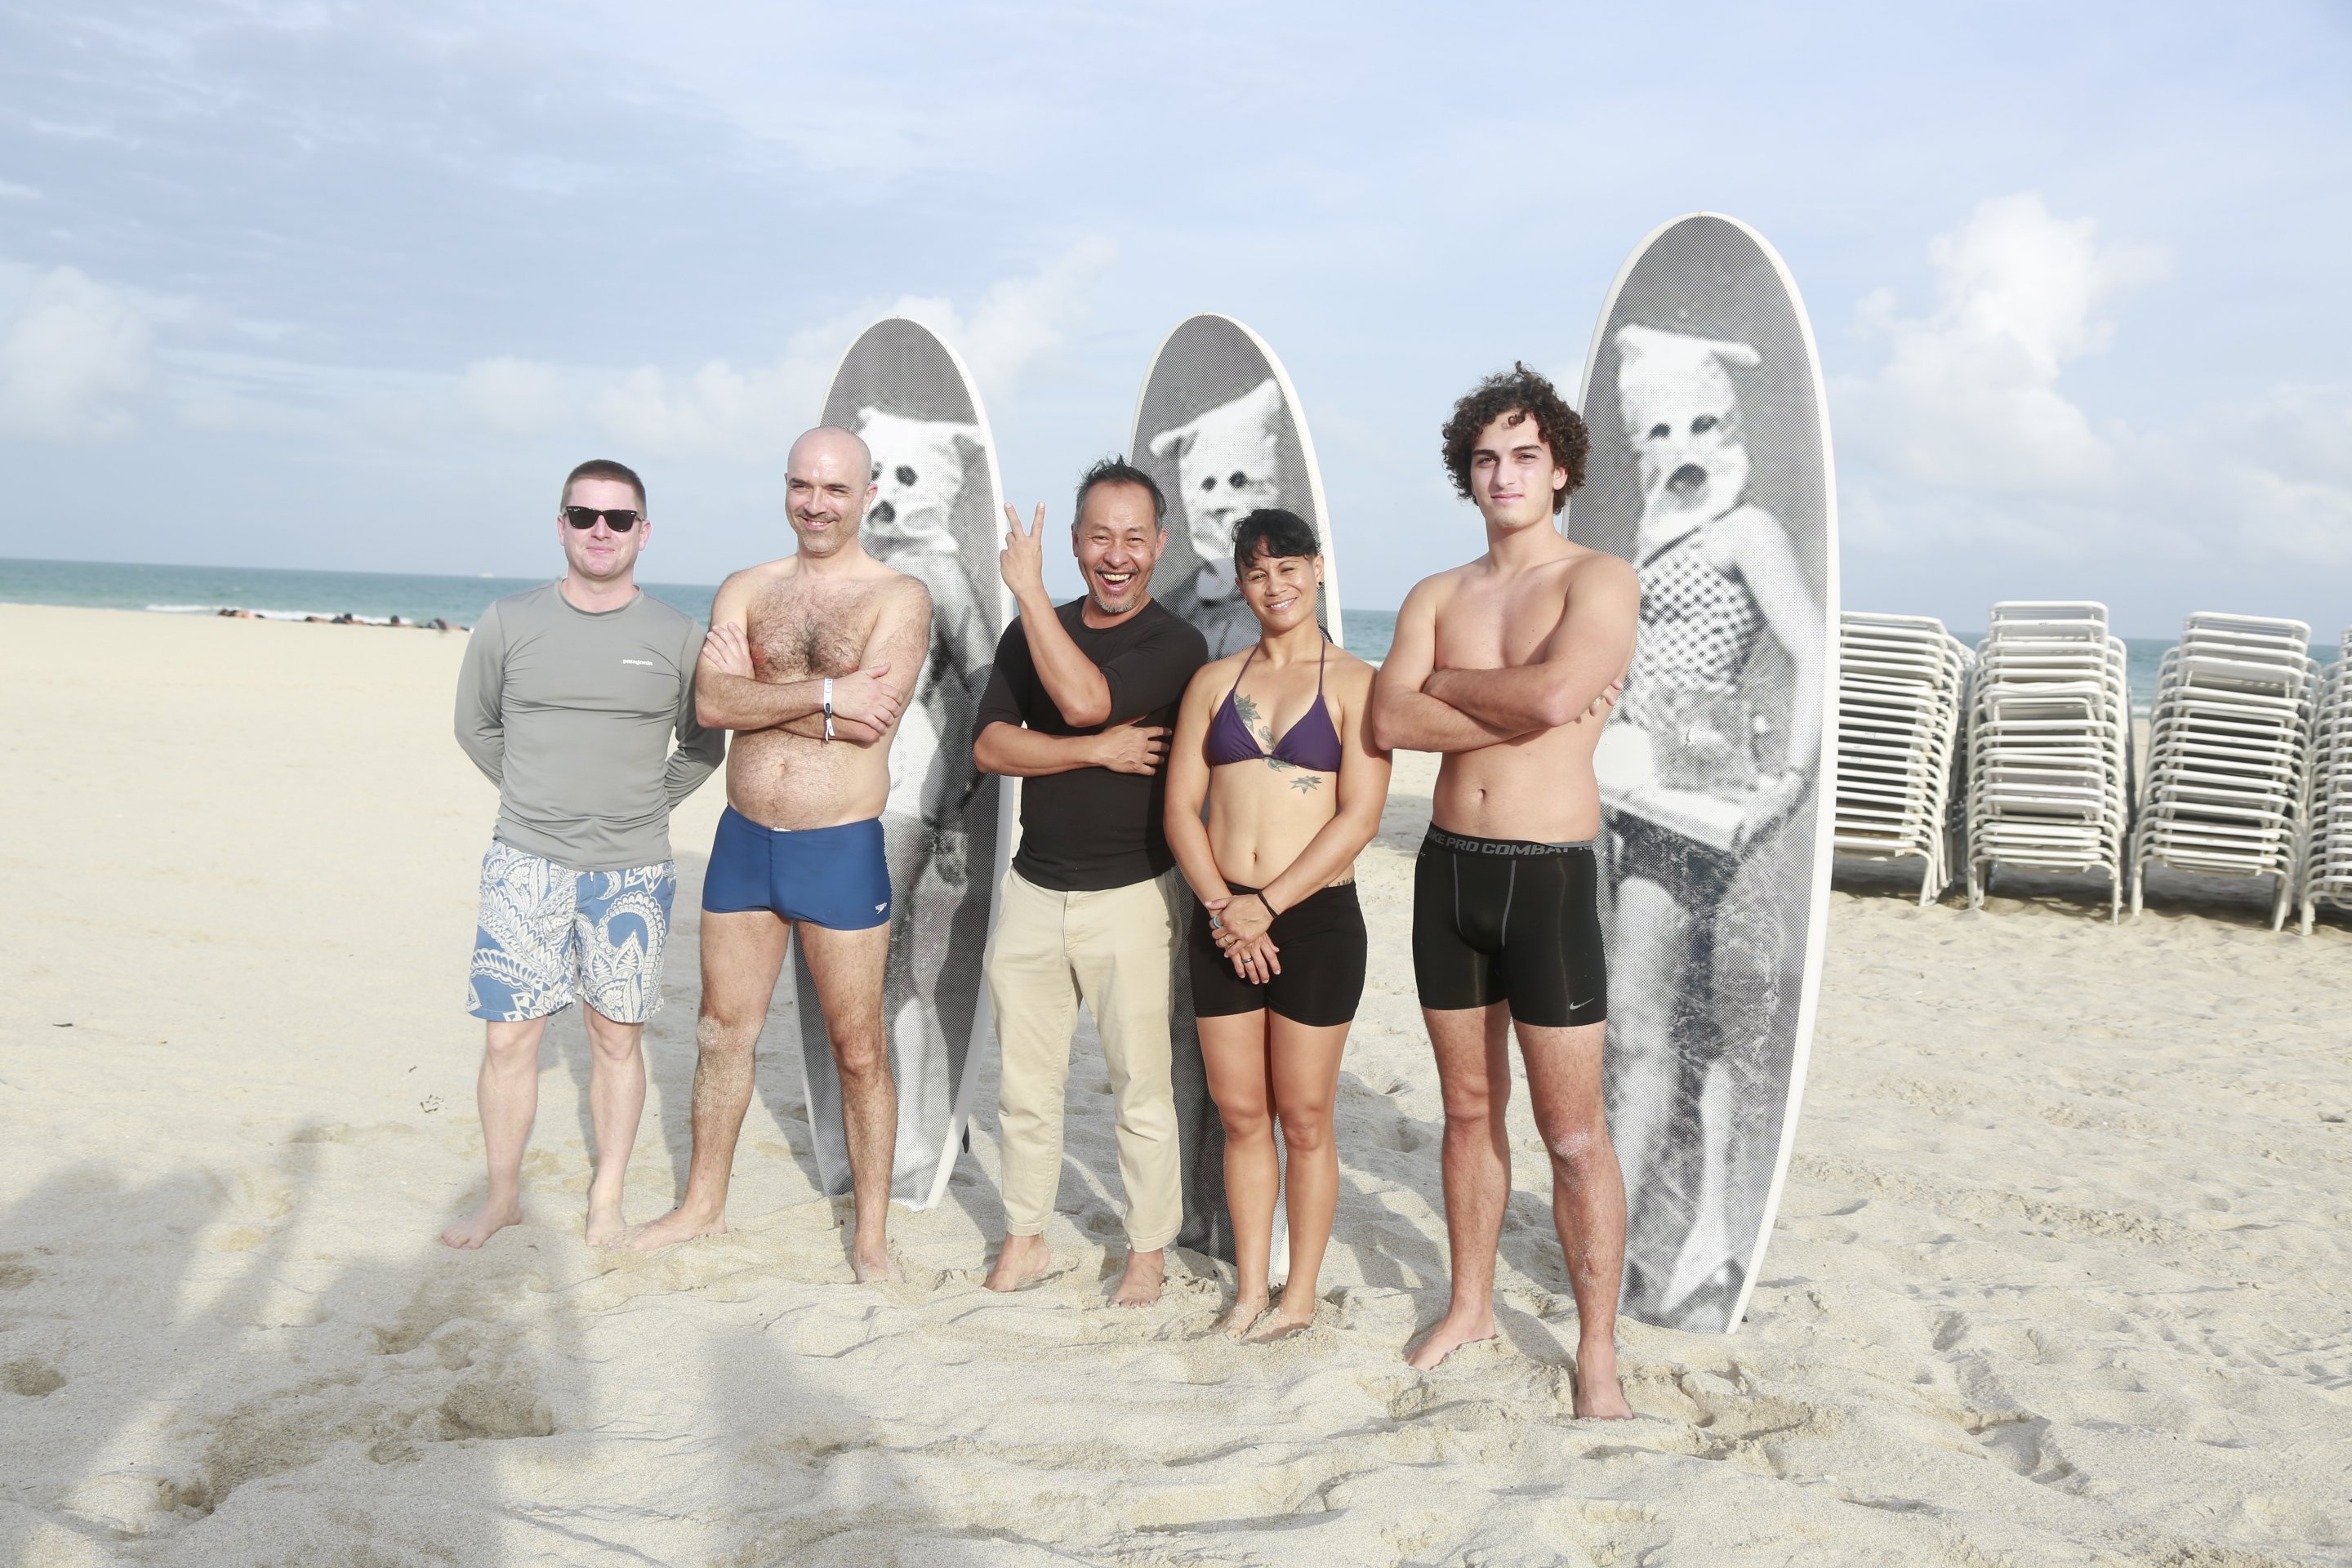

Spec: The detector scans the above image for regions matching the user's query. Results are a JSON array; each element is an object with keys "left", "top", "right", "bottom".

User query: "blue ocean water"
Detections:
[
  {"left": 0, "top": 556, "right": 1408, "bottom": 659},
  {"left": 7, "top": 560, "right": 2332, "bottom": 713},
  {"left": 1341, "top": 606, "right": 1396, "bottom": 662},
  {"left": 0, "top": 556, "right": 718, "bottom": 629}
]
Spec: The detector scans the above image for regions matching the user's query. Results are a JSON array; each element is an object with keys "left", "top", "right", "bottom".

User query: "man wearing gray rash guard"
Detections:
[{"left": 445, "top": 457, "right": 724, "bottom": 1250}]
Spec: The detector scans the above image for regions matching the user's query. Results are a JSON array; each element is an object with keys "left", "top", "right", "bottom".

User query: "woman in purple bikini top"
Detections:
[
  {"left": 1168, "top": 519, "right": 1378, "bottom": 933},
  {"left": 1161, "top": 506, "right": 1395, "bottom": 1342},
  {"left": 1202, "top": 639, "right": 1345, "bottom": 773}
]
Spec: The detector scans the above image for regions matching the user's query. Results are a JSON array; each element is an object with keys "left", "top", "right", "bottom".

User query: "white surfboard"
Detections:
[
  {"left": 1566, "top": 215, "right": 1840, "bottom": 1332},
  {"left": 790, "top": 316, "right": 1013, "bottom": 1209},
  {"left": 1130, "top": 313, "right": 1339, "bottom": 1261}
]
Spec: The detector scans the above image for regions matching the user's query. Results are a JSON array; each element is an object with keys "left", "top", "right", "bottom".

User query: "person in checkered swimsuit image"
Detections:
[{"left": 1599, "top": 323, "right": 1824, "bottom": 1330}]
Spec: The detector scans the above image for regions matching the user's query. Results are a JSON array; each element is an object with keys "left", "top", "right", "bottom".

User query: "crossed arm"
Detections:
[
  {"left": 973, "top": 718, "right": 1165, "bottom": 777},
  {"left": 1368, "top": 558, "right": 1637, "bottom": 753},
  {"left": 973, "top": 586, "right": 1193, "bottom": 777},
  {"left": 1012, "top": 595, "right": 1113, "bottom": 727},
  {"left": 693, "top": 572, "right": 930, "bottom": 747}
]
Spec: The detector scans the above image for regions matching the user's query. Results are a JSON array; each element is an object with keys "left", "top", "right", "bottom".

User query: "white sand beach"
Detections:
[{"left": 2, "top": 602, "right": 2348, "bottom": 1567}]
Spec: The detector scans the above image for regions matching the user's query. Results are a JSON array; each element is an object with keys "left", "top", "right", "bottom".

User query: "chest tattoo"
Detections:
[{"left": 1232, "top": 691, "right": 1327, "bottom": 790}]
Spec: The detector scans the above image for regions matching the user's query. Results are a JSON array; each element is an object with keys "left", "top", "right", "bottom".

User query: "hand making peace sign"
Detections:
[{"left": 1000, "top": 502, "right": 1049, "bottom": 605}]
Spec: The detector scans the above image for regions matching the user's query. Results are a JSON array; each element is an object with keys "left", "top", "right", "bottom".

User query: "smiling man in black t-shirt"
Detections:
[{"left": 973, "top": 457, "right": 1208, "bottom": 1306}]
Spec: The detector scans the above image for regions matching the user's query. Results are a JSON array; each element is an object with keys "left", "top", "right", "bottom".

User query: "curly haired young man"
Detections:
[{"left": 1370, "top": 363, "right": 1640, "bottom": 1418}]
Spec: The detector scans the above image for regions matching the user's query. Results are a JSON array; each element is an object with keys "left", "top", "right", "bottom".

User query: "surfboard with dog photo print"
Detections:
[
  {"left": 1566, "top": 214, "right": 1840, "bottom": 1333},
  {"left": 783, "top": 316, "right": 1013, "bottom": 1210},
  {"left": 1129, "top": 313, "right": 1340, "bottom": 1258}
]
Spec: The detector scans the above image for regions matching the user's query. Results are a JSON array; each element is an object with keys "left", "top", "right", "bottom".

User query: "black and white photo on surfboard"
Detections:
[
  {"left": 1134, "top": 314, "right": 1341, "bottom": 659},
  {"left": 795, "top": 316, "right": 1010, "bottom": 1209},
  {"left": 1129, "top": 313, "right": 1339, "bottom": 1259},
  {"left": 1570, "top": 215, "right": 1836, "bottom": 1333}
]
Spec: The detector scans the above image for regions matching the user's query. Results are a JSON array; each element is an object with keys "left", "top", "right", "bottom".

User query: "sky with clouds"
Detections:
[{"left": 2, "top": 1, "right": 2346, "bottom": 635}]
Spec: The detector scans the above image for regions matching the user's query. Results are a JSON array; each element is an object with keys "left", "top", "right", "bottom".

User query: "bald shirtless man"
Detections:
[
  {"left": 1370, "top": 363, "right": 1638, "bottom": 1419},
  {"left": 625, "top": 426, "right": 931, "bottom": 1281}
]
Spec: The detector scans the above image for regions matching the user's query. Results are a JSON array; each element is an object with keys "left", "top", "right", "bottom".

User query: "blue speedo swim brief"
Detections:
[{"left": 701, "top": 807, "right": 893, "bottom": 930}]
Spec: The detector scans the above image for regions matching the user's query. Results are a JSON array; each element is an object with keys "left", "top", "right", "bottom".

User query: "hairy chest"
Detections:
[{"left": 747, "top": 581, "right": 881, "bottom": 681}]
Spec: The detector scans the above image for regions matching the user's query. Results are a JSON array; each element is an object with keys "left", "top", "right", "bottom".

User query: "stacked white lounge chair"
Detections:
[
  {"left": 2130, "top": 612, "right": 2317, "bottom": 931},
  {"left": 2298, "top": 630, "right": 2352, "bottom": 934},
  {"left": 1833, "top": 612, "right": 1973, "bottom": 905},
  {"left": 1965, "top": 601, "right": 2132, "bottom": 921}
]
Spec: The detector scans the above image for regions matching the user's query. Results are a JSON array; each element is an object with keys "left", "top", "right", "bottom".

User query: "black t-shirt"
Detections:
[{"left": 975, "top": 597, "right": 1209, "bottom": 893}]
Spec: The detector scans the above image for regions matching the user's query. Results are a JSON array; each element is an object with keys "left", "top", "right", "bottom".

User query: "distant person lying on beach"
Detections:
[
  {"left": 621, "top": 426, "right": 930, "bottom": 1283},
  {"left": 1163, "top": 506, "right": 1391, "bottom": 1340},
  {"left": 444, "top": 457, "right": 723, "bottom": 1250},
  {"left": 1370, "top": 363, "right": 1636, "bottom": 1418}
]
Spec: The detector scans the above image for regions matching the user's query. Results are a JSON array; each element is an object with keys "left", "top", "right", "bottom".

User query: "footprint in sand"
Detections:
[
  {"left": 2, "top": 1358, "right": 66, "bottom": 1396},
  {"left": 435, "top": 1376, "right": 555, "bottom": 1441}
]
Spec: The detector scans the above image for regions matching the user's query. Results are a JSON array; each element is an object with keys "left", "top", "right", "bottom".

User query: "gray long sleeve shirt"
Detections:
[{"left": 455, "top": 582, "right": 724, "bottom": 871}]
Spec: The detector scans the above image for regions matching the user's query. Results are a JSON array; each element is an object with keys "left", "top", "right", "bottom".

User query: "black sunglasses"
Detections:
[{"left": 564, "top": 506, "right": 642, "bottom": 532}]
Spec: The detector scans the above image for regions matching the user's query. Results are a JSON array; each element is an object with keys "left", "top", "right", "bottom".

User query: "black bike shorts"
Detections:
[
  {"left": 1412, "top": 825, "right": 1607, "bottom": 1028},
  {"left": 1189, "top": 882, "right": 1366, "bottom": 1028}
]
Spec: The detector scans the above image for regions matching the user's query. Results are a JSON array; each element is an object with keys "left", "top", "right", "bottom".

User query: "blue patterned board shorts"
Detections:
[{"left": 466, "top": 841, "right": 678, "bottom": 1024}]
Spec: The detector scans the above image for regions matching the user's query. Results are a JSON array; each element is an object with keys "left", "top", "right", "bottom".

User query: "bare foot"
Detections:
[
  {"left": 1110, "top": 1248, "right": 1165, "bottom": 1308},
  {"left": 984, "top": 1233, "right": 1052, "bottom": 1292},
  {"left": 621, "top": 1206, "right": 726, "bottom": 1253},
  {"left": 1406, "top": 1304, "right": 1498, "bottom": 1370},
  {"left": 853, "top": 1245, "right": 904, "bottom": 1284},
  {"left": 584, "top": 1198, "right": 628, "bottom": 1249},
  {"left": 1573, "top": 1342, "right": 1633, "bottom": 1419},
  {"left": 1216, "top": 1294, "right": 1269, "bottom": 1338},
  {"left": 441, "top": 1195, "right": 521, "bottom": 1250},
  {"left": 1245, "top": 1308, "right": 1316, "bottom": 1344}
]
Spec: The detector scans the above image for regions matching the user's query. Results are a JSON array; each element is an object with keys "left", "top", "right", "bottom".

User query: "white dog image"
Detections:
[
  {"left": 858, "top": 408, "right": 978, "bottom": 562},
  {"left": 1149, "top": 377, "right": 1289, "bottom": 657},
  {"left": 852, "top": 407, "right": 985, "bottom": 824},
  {"left": 824, "top": 404, "right": 997, "bottom": 1200},
  {"left": 1615, "top": 324, "right": 1760, "bottom": 536}
]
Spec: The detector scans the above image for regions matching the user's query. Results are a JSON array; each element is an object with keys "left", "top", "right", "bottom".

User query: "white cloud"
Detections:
[
  {"left": 1840, "top": 192, "right": 2163, "bottom": 497},
  {"left": 0, "top": 266, "right": 153, "bottom": 440},
  {"left": 2172, "top": 381, "right": 2352, "bottom": 568},
  {"left": 581, "top": 327, "right": 840, "bottom": 461},
  {"left": 1836, "top": 194, "right": 2352, "bottom": 570},
  {"left": 0, "top": 180, "right": 39, "bottom": 201},
  {"left": 448, "top": 237, "right": 1120, "bottom": 460},
  {"left": 892, "top": 236, "right": 1120, "bottom": 391}
]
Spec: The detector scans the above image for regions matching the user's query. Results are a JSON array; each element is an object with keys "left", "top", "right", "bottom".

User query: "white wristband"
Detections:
[{"left": 822, "top": 676, "right": 835, "bottom": 742}]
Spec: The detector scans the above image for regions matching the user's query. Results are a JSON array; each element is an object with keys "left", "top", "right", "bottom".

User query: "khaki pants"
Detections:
[{"left": 986, "top": 866, "right": 1183, "bottom": 1251}]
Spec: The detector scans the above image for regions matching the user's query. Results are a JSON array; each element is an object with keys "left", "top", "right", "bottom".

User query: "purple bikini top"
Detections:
[{"left": 1205, "top": 639, "right": 1344, "bottom": 773}]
